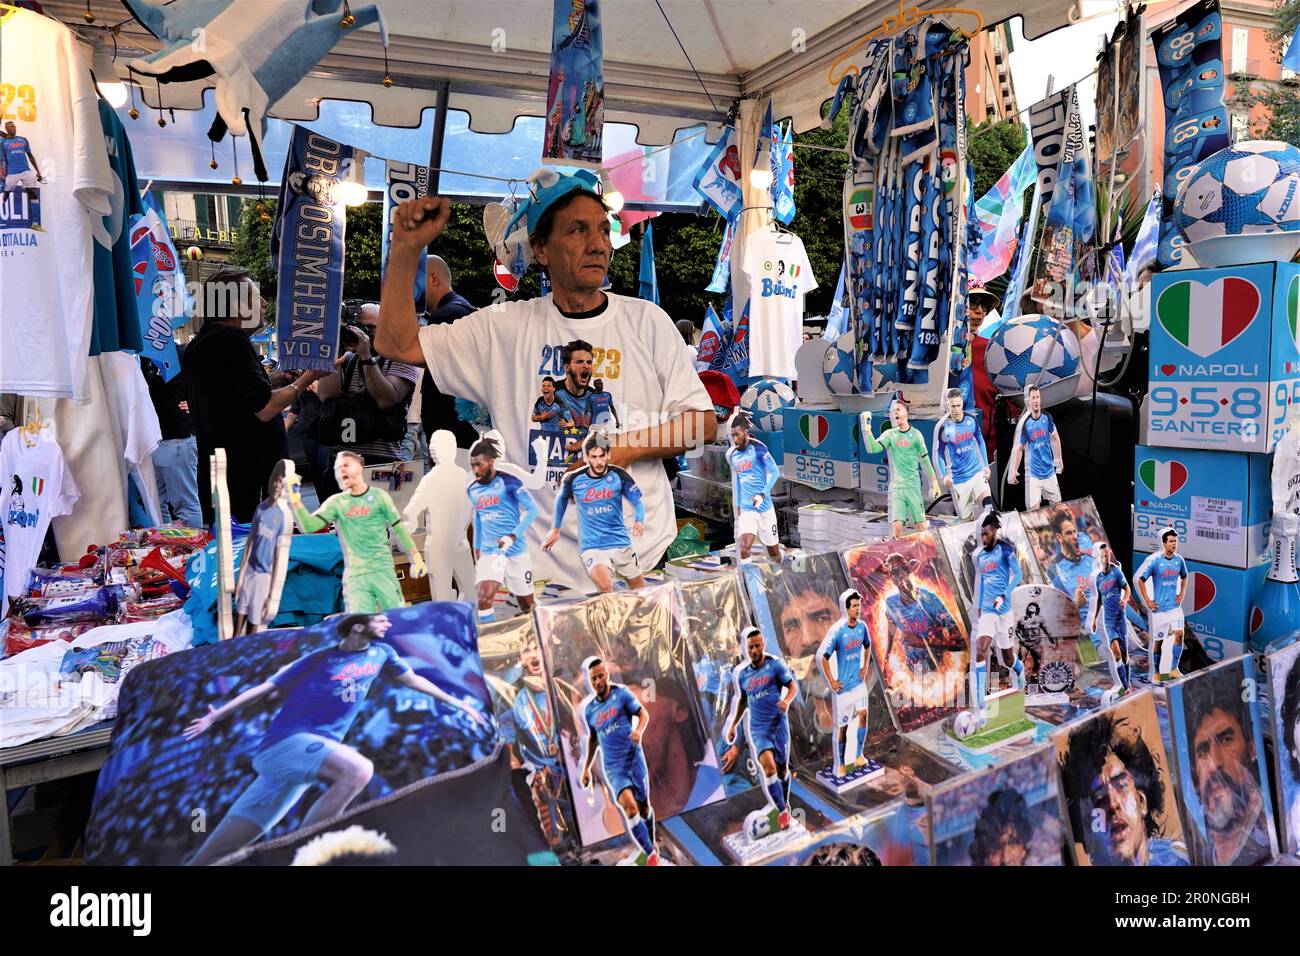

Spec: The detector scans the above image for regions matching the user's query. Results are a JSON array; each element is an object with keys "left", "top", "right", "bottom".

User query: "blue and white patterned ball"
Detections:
[
  {"left": 740, "top": 379, "right": 797, "bottom": 433},
  {"left": 823, "top": 330, "right": 858, "bottom": 395},
  {"left": 1175, "top": 141, "right": 1300, "bottom": 255},
  {"left": 982, "top": 313, "right": 1081, "bottom": 396}
]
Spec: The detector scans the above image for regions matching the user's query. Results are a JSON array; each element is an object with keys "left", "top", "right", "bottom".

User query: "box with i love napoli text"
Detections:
[
  {"left": 1146, "top": 261, "right": 1300, "bottom": 454},
  {"left": 782, "top": 407, "right": 861, "bottom": 490}
]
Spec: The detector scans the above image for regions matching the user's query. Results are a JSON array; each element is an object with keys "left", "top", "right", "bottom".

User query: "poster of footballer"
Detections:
[
  {"left": 679, "top": 571, "right": 760, "bottom": 795},
  {"left": 927, "top": 744, "right": 1063, "bottom": 866},
  {"left": 938, "top": 510, "right": 1044, "bottom": 622},
  {"left": 842, "top": 534, "right": 968, "bottom": 733},
  {"left": 534, "top": 584, "right": 724, "bottom": 852},
  {"left": 1054, "top": 689, "right": 1189, "bottom": 865},
  {"left": 1268, "top": 638, "right": 1300, "bottom": 854},
  {"left": 1167, "top": 656, "right": 1278, "bottom": 866},
  {"left": 1020, "top": 497, "right": 1111, "bottom": 652},
  {"left": 84, "top": 604, "right": 496, "bottom": 865},
  {"left": 480, "top": 614, "right": 576, "bottom": 852}
]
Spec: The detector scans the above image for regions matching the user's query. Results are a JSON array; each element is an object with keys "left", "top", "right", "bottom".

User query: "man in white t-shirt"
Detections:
[{"left": 376, "top": 175, "right": 716, "bottom": 589}]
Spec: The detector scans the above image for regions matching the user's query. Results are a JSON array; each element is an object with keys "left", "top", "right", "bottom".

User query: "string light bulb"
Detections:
[
  {"left": 338, "top": 150, "right": 369, "bottom": 206},
  {"left": 600, "top": 170, "right": 624, "bottom": 213}
]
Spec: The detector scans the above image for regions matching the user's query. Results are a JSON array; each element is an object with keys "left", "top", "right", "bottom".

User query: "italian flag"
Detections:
[
  {"left": 1157, "top": 277, "right": 1258, "bottom": 358},
  {"left": 1138, "top": 459, "right": 1187, "bottom": 499}
]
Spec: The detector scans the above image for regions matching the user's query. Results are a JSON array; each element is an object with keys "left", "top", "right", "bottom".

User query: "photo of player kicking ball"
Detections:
[
  {"left": 180, "top": 612, "right": 490, "bottom": 866},
  {"left": 578, "top": 657, "right": 660, "bottom": 866},
  {"left": 545, "top": 432, "right": 646, "bottom": 593},
  {"left": 818, "top": 589, "right": 872, "bottom": 776},
  {"left": 971, "top": 512, "right": 1024, "bottom": 720},
  {"left": 726, "top": 413, "right": 782, "bottom": 564},
  {"left": 722, "top": 627, "right": 798, "bottom": 840}
]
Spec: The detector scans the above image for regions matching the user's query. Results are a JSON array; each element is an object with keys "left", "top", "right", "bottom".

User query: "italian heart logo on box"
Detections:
[
  {"left": 1156, "top": 276, "right": 1259, "bottom": 358},
  {"left": 799, "top": 414, "right": 829, "bottom": 448},
  {"left": 1183, "top": 572, "right": 1216, "bottom": 613},
  {"left": 1138, "top": 459, "right": 1188, "bottom": 499}
]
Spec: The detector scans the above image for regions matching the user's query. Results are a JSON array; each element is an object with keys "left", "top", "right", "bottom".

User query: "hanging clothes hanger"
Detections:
[
  {"left": 827, "top": 0, "right": 984, "bottom": 86},
  {"left": 19, "top": 405, "right": 46, "bottom": 448}
]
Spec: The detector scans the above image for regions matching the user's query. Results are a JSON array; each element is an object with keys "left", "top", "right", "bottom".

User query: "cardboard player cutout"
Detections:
[
  {"left": 403, "top": 430, "right": 475, "bottom": 603},
  {"left": 860, "top": 398, "right": 940, "bottom": 538},
  {"left": 815, "top": 588, "right": 885, "bottom": 792},
  {"left": 289, "top": 451, "right": 427, "bottom": 613},
  {"left": 1007, "top": 384, "right": 1064, "bottom": 508},
  {"left": 545, "top": 431, "right": 647, "bottom": 593},
  {"left": 933, "top": 387, "right": 993, "bottom": 520},
  {"left": 1135, "top": 527, "right": 1188, "bottom": 682},
  {"left": 1088, "top": 540, "right": 1134, "bottom": 696},
  {"left": 721, "top": 627, "right": 803, "bottom": 847},
  {"left": 726, "top": 412, "right": 782, "bottom": 564},
  {"left": 233, "top": 461, "right": 295, "bottom": 636},
  {"left": 578, "top": 655, "right": 662, "bottom": 866},
  {"left": 209, "top": 448, "right": 235, "bottom": 640},
  {"left": 464, "top": 433, "right": 540, "bottom": 622}
]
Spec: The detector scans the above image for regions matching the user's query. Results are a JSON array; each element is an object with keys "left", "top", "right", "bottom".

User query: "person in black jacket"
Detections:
[{"left": 419, "top": 255, "right": 479, "bottom": 449}]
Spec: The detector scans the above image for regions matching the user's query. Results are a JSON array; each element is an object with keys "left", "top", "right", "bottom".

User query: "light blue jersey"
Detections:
[
  {"left": 820, "top": 620, "right": 870, "bottom": 692},
  {"left": 727, "top": 439, "right": 779, "bottom": 513},
  {"left": 467, "top": 472, "right": 538, "bottom": 557},
  {"left": 554, "top": 465, "right": 645, "bottom": 551},
  {"left": 973, "top": 539, "right": 1021, "bottom": 614},
  {"left": 1017, "top": 412, "right": 1057, "bottom": 480},
  {"left": 934, "top": 413, "right": 988, "bottom": 484},
  {"left": 1137, "top": 552, "right": 1187, "bottom": 612}
]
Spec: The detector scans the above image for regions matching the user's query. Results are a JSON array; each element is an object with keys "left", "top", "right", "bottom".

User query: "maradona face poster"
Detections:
[
  {"left": 1269, "top": 638, "right": 1300, "bottom": 854},
  {"left": 85, "top": 604, "right": 495, "bottom": 865}
]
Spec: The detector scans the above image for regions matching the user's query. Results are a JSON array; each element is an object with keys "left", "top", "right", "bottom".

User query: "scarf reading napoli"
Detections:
[{"left": 273, "top": 126, "right": 352, "bottom": 371}]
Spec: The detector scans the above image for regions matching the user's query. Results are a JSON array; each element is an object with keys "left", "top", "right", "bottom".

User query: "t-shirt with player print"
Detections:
[
  {"left": 1, "top": 136, "right": 33, "bottom": 175},
  {"left": 262, "top": 641, "right": 411, "bottom": 748},
  {"left": 741, "top": 229, "right": 818, "bottom": 379},
  {"left": 0, "top": 8, "right": 114, "bottom": 401},
  {"left": 583, "top": 684, "right": 643, "bottom": 768},
  {"left": 0, "top": 428, "right": 80, "bottom": 617},
  {"left": 418, "top": 292, "right": 712, "bottom": 590},
  {"left": 532, "top": 396, "right": 565, "bottom": 435},
  {"left": 554, "top": 465, "right": 645, "bottom": 552}
]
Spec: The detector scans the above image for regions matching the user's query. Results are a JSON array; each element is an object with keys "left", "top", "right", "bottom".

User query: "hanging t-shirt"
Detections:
[
  {"left": 418, "top": 292, "right": 712, "bottom": 590},
  {"left": 742, "top": 228, "right": 818, "bottom": 379},
  {"left": 0, "top": 8, "right": 114, "bottom": 401},
  {"left": 0, "top": 428, "right": 80, "bottom": 616},
  {"left": 89, "top": 98, "right": 145, "bottom": 357}
]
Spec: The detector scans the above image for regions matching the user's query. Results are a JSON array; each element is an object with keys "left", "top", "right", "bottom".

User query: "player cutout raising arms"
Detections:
[
  {"left": 861, "top": 398, "right": 941, "bottom": 538},
  {"left": 722, "top": 627, "right": 798, "bottom": 838},
  {"left": 466, "top": 436, "right": 539, "bottom": 623},
  {"left": 818, "top": 589, "right": 873, "bottom": 775},
  {"left": 1090, "top": 541, "right": 1133, "bottom": 693},
  {"left": 971, "top": 512, "right": 1024, "bottom": 719},
  {"left": 545, "top": 431, "right": 646, "bottom": 593},
  {"left": 579, "top": 658, "right": 659, "bottom": 866},
  {"left": 1135, "top": 528, "right": 1188, "bottom": 682},
  {"left": 726, "top": 413, "right": 782, "bottom": 563}
]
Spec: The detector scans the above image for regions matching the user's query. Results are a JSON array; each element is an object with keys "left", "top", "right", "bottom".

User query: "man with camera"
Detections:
[{"left": 313, "top": 302, "right": 420, "bottom": 499}]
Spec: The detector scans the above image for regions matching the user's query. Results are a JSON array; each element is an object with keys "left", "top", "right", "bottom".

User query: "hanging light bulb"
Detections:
[
  {"left": 338, "top": 150, "right": 369, "bottom": 206},
  {"left": 750, "top": 148, "right": 774, "bottom": 192},
  {"left": 600, "top": 170, "right": 624, "bottom": 213},
  {"left": 90, "top": 38, "right": 129, "bottom": 109}
]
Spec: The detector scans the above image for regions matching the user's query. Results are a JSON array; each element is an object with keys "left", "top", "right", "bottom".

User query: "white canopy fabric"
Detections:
[{"left": 50, "top": 0, "right": 1084, "bottom": 144}]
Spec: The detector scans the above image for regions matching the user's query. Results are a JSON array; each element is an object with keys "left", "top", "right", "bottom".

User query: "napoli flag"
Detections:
[
  {"left": 638, "top": 221, "right": 659, "bottom": 304},
  {"left": 696, "top": 303, "right": 726, "bottom": 371},
  {"left": 969, "top": 143, "right": 1036, "bottom": 284},
  {"left": 692, "top": 126, "right": 744, "bottom": 219},
  {"left": 774, "top": 121, "right": 796, "bottom": 224}
]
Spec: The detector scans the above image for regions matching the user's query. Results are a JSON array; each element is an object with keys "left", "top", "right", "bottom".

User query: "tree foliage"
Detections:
[{"left": 967, "top": 117, "right": 1027, "bottom": 201}]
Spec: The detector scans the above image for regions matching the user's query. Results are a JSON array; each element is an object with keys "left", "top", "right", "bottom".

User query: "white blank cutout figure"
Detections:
[{"left": 403, "top": 430, "right": 475, "bottom": 602}]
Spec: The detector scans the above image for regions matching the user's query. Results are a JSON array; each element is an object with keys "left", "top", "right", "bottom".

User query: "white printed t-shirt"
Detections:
[
  {"left": 0, "top": 427, "right": 80, "bottom": 616},
  {"left": 742, "top": 228, "right": 817, "bottom": 380}
]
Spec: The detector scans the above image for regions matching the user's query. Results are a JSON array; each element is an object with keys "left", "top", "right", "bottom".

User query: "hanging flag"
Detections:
[
  {"left": 968, "top": 143, "right": 1037, "bottom": 284},
  {"left": 774, "top": 121, "right": 796, "bottom": 224},
  {"left": 705, "top": 213, "right": 738, "bottom": 294},
  {"left": 1031, "top": 85, "right": 1095, "bottom": 312},
  {"left": 721, "top": 296, "right": 750, "bottom": 384},
  {"left": 696, "top": 303, "right": 726, "bottom": 371},
  {"left": 129, "top": 217, "right": 182, "bottom": 381},
  {"left": 709, "top": 298, "right": 734, "bottom": 372},
  {"left": 1027, "top": 87, "right": 1077, "bottom": 210},
  {"left": 1105, "top": 217, "right": 1126, "bottom": 286},
  {"left": 273, "top": 126, "right": 351, "bottom": 372},
  {"left": 692, "top": 126, "right": 744, "bottom": 219},
  {"left": 139, "top": 191, "right": 192, "bottom": 329},
  {"left": 381, "top": 159, "right": 429, "bottom": 310},
  {"left": 542, "top": 0, "right": 605, "bottom": 166},
  {"left": 1286, "top": 31, "right": 1300, "bottom": 75},
  {"left": 1124, "top": 188, "right": 1162, "bottom": 284},
  {"left": 638, "top": 221, "right": 659, "bottom": 305},
  {"left": 824, "top": 261, "right": 848, "bottom": 341}
]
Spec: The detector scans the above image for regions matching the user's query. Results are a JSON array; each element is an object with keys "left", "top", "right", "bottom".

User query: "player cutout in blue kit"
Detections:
[
  {"left": 722, "top": 627, "right": 798, "bottom": 839},
  {"left": 727, "top": 413, "right": 782, "bottom": 563},
  {"left": 818, "top": 589, "right": 873, "bottom": 774},
  {"left": 545, "top": 431, "right": 646, "bottom": 593},
  {"left": 579, "top": 657, "right": 659, "bottom": 866},
  {"left": 934, "top": 388, "right": 993, "bottom": 520},
  {"left": 1007, "top": 384, "right": 1063, "bottom": 509},
  {"left": 1136, "top": 528, "right": 1188, "bottom": 682},
  {"left": 1090, "top": 541, "right": 1134, "bottom": 693},
  {"left": 971, "top": 512, "right": 1023, "bottom": 719},
  {"left": 467, "top": 436, "right": 539, "bottom": 622}
]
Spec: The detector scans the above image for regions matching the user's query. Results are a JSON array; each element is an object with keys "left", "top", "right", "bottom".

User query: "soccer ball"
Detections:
[
  {"left": 983, "top": 313, "right": 1081, "bottom": 397},
  {"left": 823, "top": 330, "right": 858, "bottom": 395},
  {"left": 952, "top": 710, "right": 982, "bottom": 740},
  {"left": 1174, "top": 140, "right": 1300, "bottom": 266},
  {"left": 871, "top": 359, "right": 899, "bottom": 394},
  {"left": 740, "top": 379, "right": 797, "bottom": 433},
  {"left": 744, "top": 809, "right": 772, "bottom": 842}
]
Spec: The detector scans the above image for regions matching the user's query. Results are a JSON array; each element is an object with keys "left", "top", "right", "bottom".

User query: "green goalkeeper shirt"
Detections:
[
  {"left": 293, "top": 486, "right": 415, "bottom": 573},
  {"left": 863, "top": 425, "right": 936, "bottom": 495}
]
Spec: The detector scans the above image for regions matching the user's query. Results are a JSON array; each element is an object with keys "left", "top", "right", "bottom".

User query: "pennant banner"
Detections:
[
  {"left": 705, "top": 213, "right": 738, "bottom": 294},
  {"left": 1124, "top": 188, "right": 1162, "bottom": 284},
  {"left": 1027, "top": 87, "right": 1077, "bottom": 210},
  {"left": 129, "top": 214, "right": 182, "bottom": 381},
  {"left": 774, "top": 121, "right": 796, "bottom": 224},
  {"left": 692, "top": 126, "right": 744, "bottom": 220},
  {"left": 381, "top": 159, "right": 428, "bottom": 310},
  {"left": 542, "top": 0, "right": 605, "bottom": 166},
  {"left": 139, "top": 191, "right": 193, "bottom": 329},
  {"left": 695, "top": 303, "right": 726, "bottom": 371},
  {"left": 274, "top": 127, "right": 351, "bottom": 372}
]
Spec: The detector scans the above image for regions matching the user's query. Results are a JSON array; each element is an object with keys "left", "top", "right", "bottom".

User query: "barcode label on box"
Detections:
[{"left": 1191, "top": 496, "right": 1243, "bottom": 554}]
